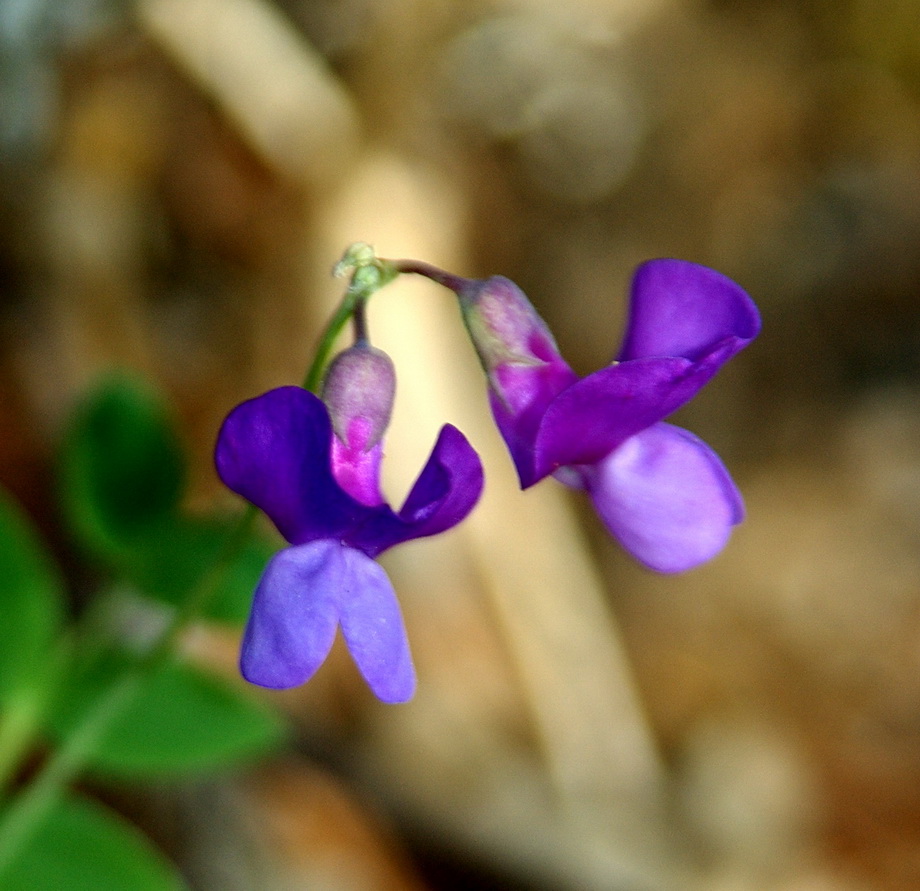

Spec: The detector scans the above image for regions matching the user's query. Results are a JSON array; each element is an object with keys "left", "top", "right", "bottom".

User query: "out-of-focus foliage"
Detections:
[
  {"left": 5, "top": 793, "right": 188, "bottom": 891},
  {"left": 0, "top": 490, "right": 65, "bottom": 710},
  {"left": 58, "top": 373, "right": 186, "bottom": 554},
  {"left": 48, "top": 651, "right": 285, "bottom": 777},
  {"left": 58, "top": 373, "right": 276, "bottom": 623}
]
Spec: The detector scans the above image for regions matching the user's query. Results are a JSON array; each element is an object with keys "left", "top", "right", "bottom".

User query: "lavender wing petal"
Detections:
[
  {"left": 336, "top": 548, "right": 416, "bottom": 703},
  {"left": 618, "top": 259, "right": 760, "bottom": 364},
  {"left": 239, "top": 541, "right": 342, "bottom": 689},
  {"left": 582, "top": 422, "right": 744, "bottom": 573},
  {"left": 215, "top": 386, "right": 363, "bottom": 544}
]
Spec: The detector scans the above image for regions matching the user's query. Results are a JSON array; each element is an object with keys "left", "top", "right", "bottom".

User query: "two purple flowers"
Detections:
[{"left": 215, "top": 257, "right": 760, "bottom": 702}]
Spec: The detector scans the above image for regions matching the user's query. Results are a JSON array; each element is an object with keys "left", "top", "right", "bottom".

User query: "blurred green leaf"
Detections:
[
  {"left": 4, "top": 793, "right": 188, "bottom": 891},
  {"left": 57, "top": 372, "right": 269, "bottom": 625},
  {"left": 0, "top": 489, "right": 65, "bottom": 708},
  {"left": 49, "top": 652, "right": 284, "bottom": 777},
  {"left": 58, "top": 373, "right": 185, "bottom": 557},
  {"left": 126, "top": 517, "right": 275, "bottom": 625}
]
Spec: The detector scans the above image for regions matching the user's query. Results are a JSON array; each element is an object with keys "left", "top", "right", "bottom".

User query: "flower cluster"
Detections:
[{"left": 215, "top": 253, "right": 759, "bottom": 702}]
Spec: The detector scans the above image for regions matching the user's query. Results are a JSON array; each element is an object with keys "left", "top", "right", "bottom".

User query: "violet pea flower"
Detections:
[
  {"left": 215, "top": 344, "right": 484, "bottom": 702},
  {"left": 450, "top": 259, "right": 760, "bottom": 573}
]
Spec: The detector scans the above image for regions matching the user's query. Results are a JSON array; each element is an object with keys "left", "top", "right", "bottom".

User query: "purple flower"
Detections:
[
  {"left": 215, "top": 345, "right": 484, "bottom": 702},
  {"left": 449, "top": 258, "right": 760, "bottom": 573}
]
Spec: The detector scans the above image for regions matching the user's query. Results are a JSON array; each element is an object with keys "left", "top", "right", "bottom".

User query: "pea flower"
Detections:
[
  {"left": 215, "top": 343, "right": 484, "bottom": 702},
  {"left": 408, "top": 258, "right": 759, "bottom": 573}
]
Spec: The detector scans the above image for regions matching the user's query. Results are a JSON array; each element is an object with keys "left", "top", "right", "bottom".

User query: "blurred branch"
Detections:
[{"left": 137, "top": 0, "right": 360, "bottom": 185}]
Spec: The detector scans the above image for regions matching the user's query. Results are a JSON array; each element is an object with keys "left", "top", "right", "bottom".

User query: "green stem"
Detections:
[
  {"left": 0, "top": 506, "right": 258, "bottom": 877},
  {"left": 303, "top": 253, "right": 400, "bottom": 392},
  {"left": 303, "top": 297, "right": 357, "bottom": 393}
]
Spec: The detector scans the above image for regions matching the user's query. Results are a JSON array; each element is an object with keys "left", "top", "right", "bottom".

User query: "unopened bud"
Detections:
[
  {"left": 456, "top": 276, "right": 563, "bottom": 372},
  {"left": 321, "top": 343, "right": 396, "bottom": 452}
]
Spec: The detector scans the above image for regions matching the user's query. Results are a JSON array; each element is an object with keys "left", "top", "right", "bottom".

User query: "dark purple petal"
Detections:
[
  {"left": 581, "top": 422, "right": 744, "bottom": 573},
  {"left": 488, "top": 360, "right": 580, "bottom": 487},
  {"left": 337, "top": 549, "right": 416, "bottom": 703},
  {"left": 531, "top": 357, "right": 716, "bottom": 482},
  {"left": 215, "top": 387, "right": 365, "bottom": 544},
  {"left": 239, "top": 541, "right": 341, "bottom": 689},
  {"left": 348, "top": 424, "right": 484, "bottom": 556},
  {"left": 398, "top": 424, "right": 484, "bottom": 534},
  {"left": 618, "top": 259, "right": 760, "bottom": 364}
]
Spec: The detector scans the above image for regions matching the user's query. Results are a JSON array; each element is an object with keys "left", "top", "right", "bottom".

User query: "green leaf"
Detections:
[
  {"left": 49, "top": 653, "right": 285, "bottom": 777},
  {"left": 0, "top": 489, "right": 65, "bottom": 708},
  {"left": 58, "top": 373, "right": 185, "bottom": 557},
  {"left": 4, "top": 793, "right": 188, "bottom": 890},
  {"left": 126, "top": 517, "right": 275, "bottom": 625}
]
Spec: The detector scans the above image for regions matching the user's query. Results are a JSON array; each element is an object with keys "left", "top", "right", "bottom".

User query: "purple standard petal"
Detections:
[
  {"left": 617, "top": 259, "right": 760, "bottom": 365},
  {"left": 239, "top": 541, "right": 341, "bottom": 689},
  {"left": 581, "top": 422, "right": 744, "bottom": 573},
  {"left": 349, "top": 424, "right": 484, "bottom": 557},
  {"left": 215, "top": 387, "right": 364, "bottom": 544}
]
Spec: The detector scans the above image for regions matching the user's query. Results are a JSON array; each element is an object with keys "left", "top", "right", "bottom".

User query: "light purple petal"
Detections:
[
  {"left": 533, "top": 357, "right": 710, "bottom": 482},
  {"left": 239, "top": 541, "right": 341, "bottom": 689},
  {"left": 239, "top": 540, "right": 416, "bottom": 701},
  {"left": 215, "top": 387, "right": 365, "bottom": 544},
  {"left": 336, "top": 548, "right": 416, "bottom": 703},
  {"left": 349, "top": 424, "right": 484, "bottom": 556},
  {"left": 618, "top": 259, "right": 760, "bottom": 364},
  {"left": 582, "top": 422, "right": 744, "bottom": 573}
]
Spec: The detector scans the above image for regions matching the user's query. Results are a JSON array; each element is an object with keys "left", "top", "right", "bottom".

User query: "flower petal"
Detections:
[
  {"left": 582, "top": 422, "right": 744, "bottom": 573},
  {"left": 488, "top": 360, "right": 579, "bottom": 487},
  {"left": 617, "top": 259, "right": 760, "bottom": 365},
  {"left": 336, "top": 548, "right": 416, "bottom": 703},
  {"left": 349, "top": 424, "right": 484, "bottom": 556},
  {"left": 239, "top": 541, "right": 342, "bottom": 689},
  {"left": 215, "top": 387, "right": 365, "bottom": 544},
  {"left": 533, "top": 357, "right": 710, "bottom": 481},
  {"left": 331, "top": 438, "right": 385, "bottom": 507}
]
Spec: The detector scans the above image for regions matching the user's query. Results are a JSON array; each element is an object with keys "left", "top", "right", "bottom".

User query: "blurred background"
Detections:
[{"left": 3, "top": 0, "right": 920, "bottom": 888}]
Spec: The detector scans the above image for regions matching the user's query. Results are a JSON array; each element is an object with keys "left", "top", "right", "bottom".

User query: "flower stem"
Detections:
[
  {"left": 303, "top": 248, "right": 400, "bottom": 392},
  {"left": 303, "top": 297, "right": 357, "bottom": 393},
  {"left": 388, "top": 258, "right": 469, "bottom": 293},
  {"left": 0, "top": 506, "right": 258, "bottom": 878}
]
